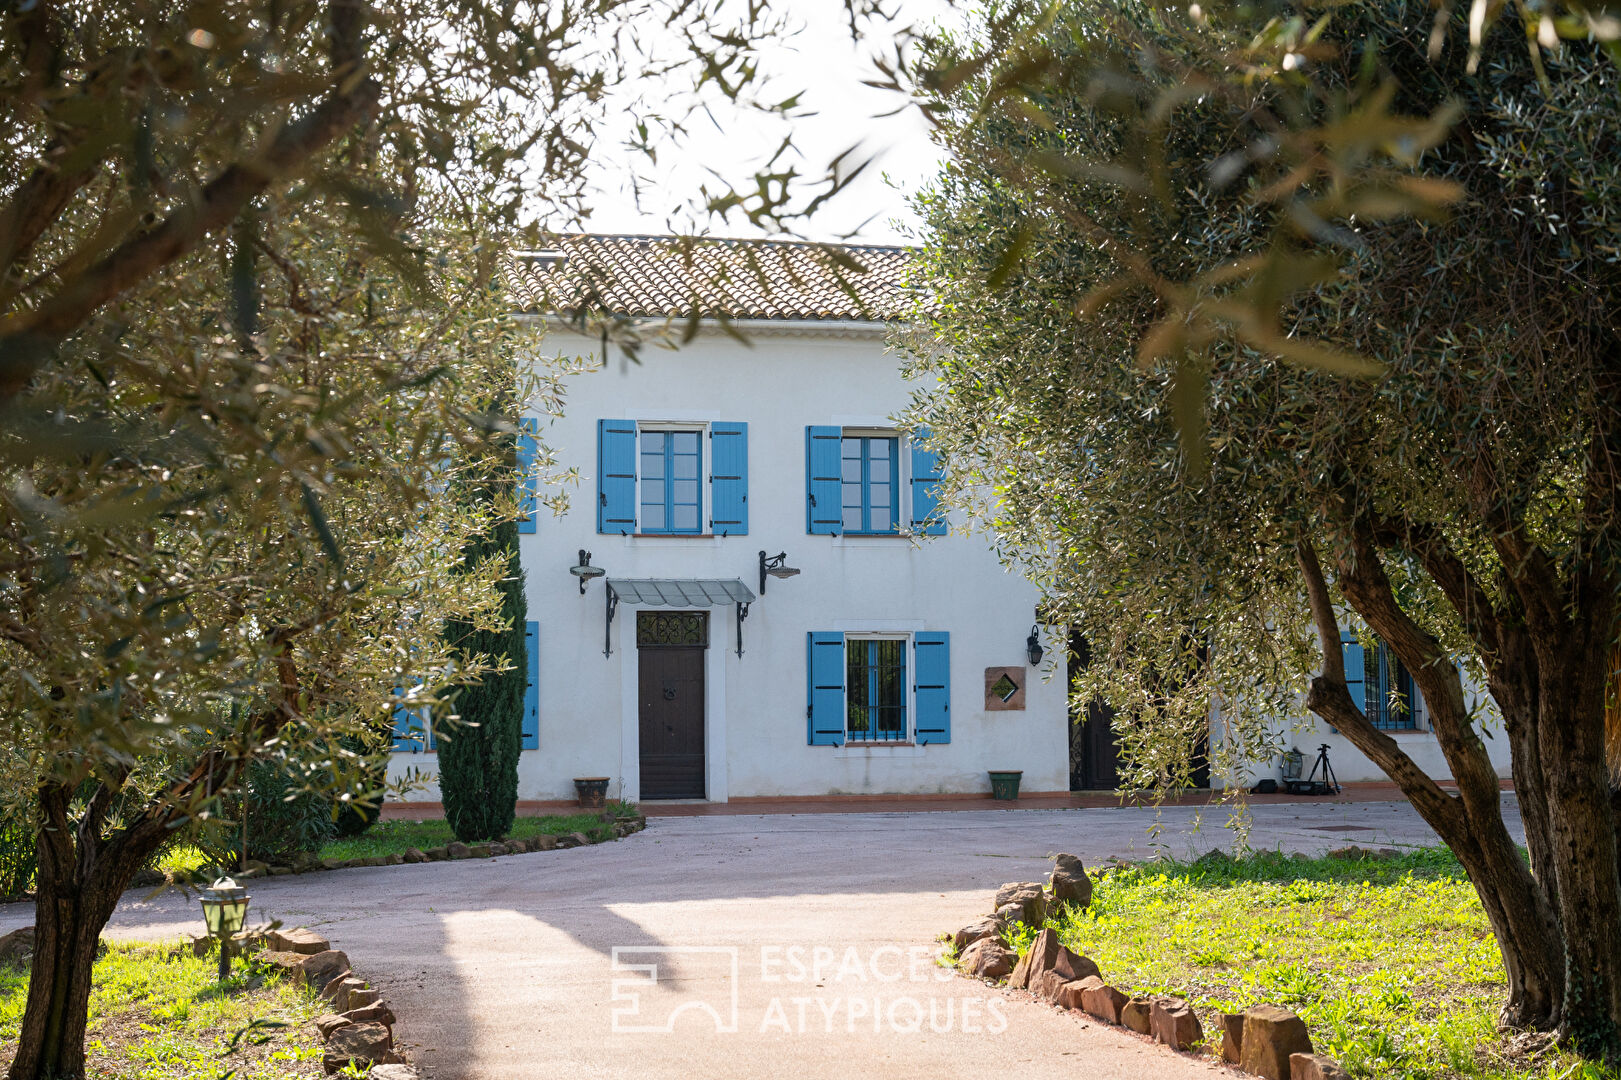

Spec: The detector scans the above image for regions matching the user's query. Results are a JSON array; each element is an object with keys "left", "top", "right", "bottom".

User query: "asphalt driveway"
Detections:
[{"left": 0, "top": 799, "right": 1514, "bottom": 1080}]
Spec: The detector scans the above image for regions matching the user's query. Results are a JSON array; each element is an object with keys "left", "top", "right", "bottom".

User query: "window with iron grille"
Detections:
[
  {"left": 1364, "top": 640, "right": 1419, "bottom": 730},
  {"left": 639, "top": 429, "right": 702, "bottom": 534},
  {"left": 840, "top": 436, "right": 899, "bottom": 534},
  {"left": 846, "top": 637, "right": 907, "bottom": 741}
]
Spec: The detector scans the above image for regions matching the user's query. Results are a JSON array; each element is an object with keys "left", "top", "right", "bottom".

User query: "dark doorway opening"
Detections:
[
  {"left": 637, "top": 611, "right": 707, "bottom": 800},
  {"left": 1068, "top": 628, "right": 1211, "bottom": 791}
]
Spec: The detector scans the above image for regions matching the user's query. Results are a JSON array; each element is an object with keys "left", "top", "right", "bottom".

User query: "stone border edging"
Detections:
[
  {"left": 255, "top": 927, "right": 418, "bottom": 1078},
  {"left": 946, "top": 854, "right": 1351, "bottom": 1080},
  {"left": 230, "top": 810, "right": 648, "bottom": 881}
]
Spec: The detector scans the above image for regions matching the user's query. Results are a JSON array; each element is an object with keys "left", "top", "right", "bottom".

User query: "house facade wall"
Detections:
[
  {"left": 1208, "top": 664, "right": 1515, "bottom": 789},
  {"left": 389, "top": 322, "right": 1070, "bottom": 803}
]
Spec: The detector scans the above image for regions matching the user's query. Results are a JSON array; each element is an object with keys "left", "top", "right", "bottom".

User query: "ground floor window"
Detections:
[
  {"left": 1365, "top": 640, "right": 1419, "bottom": 730},
  {"left": 846, "top": 636, "right": 907, "bottom": 741}
]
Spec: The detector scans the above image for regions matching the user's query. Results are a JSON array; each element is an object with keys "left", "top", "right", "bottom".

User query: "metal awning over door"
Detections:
[{"left": 603, "top": 578, "right": 756, "bottom": 657}]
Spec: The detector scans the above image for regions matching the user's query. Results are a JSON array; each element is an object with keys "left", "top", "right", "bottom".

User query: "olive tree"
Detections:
[
  {"left": 906, "top": 0, "right": 1621, "bottom": 1056},
  {"left": 0, "top": 2, "right": 919, "bottom": 1076}
]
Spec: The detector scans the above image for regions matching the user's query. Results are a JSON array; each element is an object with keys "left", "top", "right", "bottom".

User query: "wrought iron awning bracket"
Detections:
[
  {"left": 604, "top": 583, "right": 619, "bottom": 658},
  {"left": 735, "top": 600, "right": 750, "bottom": 658}
]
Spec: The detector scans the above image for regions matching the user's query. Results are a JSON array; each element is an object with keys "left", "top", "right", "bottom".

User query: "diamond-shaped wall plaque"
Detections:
[{"left": 984, "top": 666, "right": 1027, "bottom": 711}]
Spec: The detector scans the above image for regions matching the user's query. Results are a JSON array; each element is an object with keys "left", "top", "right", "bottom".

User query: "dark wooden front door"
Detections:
[
  {"left": 638, "top": 614, "right": 706, "bottom": 800},
  {"left": 1070, "top": 629, "right": 1122, "bottom": 791}
]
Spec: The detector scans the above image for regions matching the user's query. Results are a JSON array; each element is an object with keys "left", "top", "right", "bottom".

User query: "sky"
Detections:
[{"left": 571, "top": 1, "right": 954, "bottom": 246}]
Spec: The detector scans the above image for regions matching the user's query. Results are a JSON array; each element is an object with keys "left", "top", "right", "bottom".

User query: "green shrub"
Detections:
[
  {"left": 331, "top": 734, "right": 386, "bottom": 838},
  {"left": 0, "top": 816, "right": 35, "bottom": 900},
  {"left": 203, "top": 759, "right": 336, "bottom": 869}
]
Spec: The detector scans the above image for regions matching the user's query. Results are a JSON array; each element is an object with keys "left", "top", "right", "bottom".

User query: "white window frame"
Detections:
[
  {"left": 843, "top": 631, "right": 915, "bottom": 744},
  {"left": 836, "top": 426, "right": 920, "bottom": 538},
  {"left": 633, "top": 420, "right": 711, "bottom": 536}
]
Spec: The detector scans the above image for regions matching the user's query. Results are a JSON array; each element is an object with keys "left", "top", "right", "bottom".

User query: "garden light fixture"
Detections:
[
  {"left": 199, "top": 877, "right": 250, "bottom": 981},
  {"left": 758, "top": 550, "right": 800, "bottom": 595},
  {"left": 570, "top": 549, "right": 606, "bottom": 594},
  {"left": 1026, "top": 625, "right": 1044, "bottom": 667}
]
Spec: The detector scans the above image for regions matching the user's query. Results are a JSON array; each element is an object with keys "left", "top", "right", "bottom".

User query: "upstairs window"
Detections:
[
  {"left": 639, "top": 429, "right": 703, "bottom": 534},
  {"left": 597, "top": 420, "right": 748, "bottom": 536},
  {"left": 807, "top": 426, "right": 944, "bottom": 537},
  {"left": 846, "top": 637, "right": 908, "bottom": 741},
  {"left": 840, "top": 436, "right": 899, "bottom": 535}
]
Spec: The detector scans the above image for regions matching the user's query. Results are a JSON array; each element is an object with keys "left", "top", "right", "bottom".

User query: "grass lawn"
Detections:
[
  {"left": 155, "top": 802, "right": 635, "bottom": 879},
  {"left": 0, "top": 942, "right": 325, "bottom": 1080},
  {"left": 1013, "top": 848, "right": 1619, "bottom": 1080}
]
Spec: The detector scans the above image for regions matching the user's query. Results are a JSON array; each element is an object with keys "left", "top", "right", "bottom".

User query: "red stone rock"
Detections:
[
  {"left": 1291, "top": 1053, "right": 1351, "bottom": 1080},
  {"left": 1081, "top": 982, "right": 1129, "bottom": 1024},
  {"left": 343, "top": 1001, "right": 397, "bottom": 1029},
  {"left": 312, "top": 1014, "right": 352, "bottom": 1040},
  {"left": 297, "top": 950, "right": 352, "bottom": 991},
  {"left": 959, "top": 937, "right": 1016, "bottom": 981},
  {"left": 1008, "top": 928, "right": 1100, "bottom": 990},
  {"left": 1056, "top": 975, "right": 1103, "bottom": 1011},
  {"left": 321, "top": 1021, "right": 392, "bottom": 1074},
  {"left": 1120, "top": 996, "right": 1153, "bottom": 1034},
  {"left": 269, "top": 927, "right": 330, "bottom": 955},
  {"left": 1150, "top": 998, "right": 1203, "bottom": 1051},
  {"left": 1219, "top": 1011, "right": 1245, "bottom": 1063},
  {"left": 1240, "top": 1004, "right": 1314, "bottom": 1080},
  {"left": 951, "top": 917, "right": 1001, "bottom": 954}
]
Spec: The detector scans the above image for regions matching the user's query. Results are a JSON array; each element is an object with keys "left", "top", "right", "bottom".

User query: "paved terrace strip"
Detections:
[
  {"left": 0, "top": 801, "right": 1524, "bottom": 1080},
  {"left": 379, "top": 780, "right": 1513, "bottom": 820}
]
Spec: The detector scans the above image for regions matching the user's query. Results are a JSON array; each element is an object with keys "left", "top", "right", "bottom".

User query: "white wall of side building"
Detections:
[
  {"left": 389, "top": 322, "right": 1070, "bottom": 803},
  {"left": 1209, "top": 666, "right": 1515, "bottom": 789}
]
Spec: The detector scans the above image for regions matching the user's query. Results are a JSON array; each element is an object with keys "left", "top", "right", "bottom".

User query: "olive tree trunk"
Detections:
[{"left": 7, "top": 783, "right": 166, "bottom": 1080}]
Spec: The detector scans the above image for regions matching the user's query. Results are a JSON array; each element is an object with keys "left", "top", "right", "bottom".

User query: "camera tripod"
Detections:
[{"left": 1284, "top": 743, "right": 1341, "bottom": 796}]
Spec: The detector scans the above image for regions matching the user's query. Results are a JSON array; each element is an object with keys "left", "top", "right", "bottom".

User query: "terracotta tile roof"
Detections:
[{"left": 506, "top": 234, "right": 917, "bottom": 323}]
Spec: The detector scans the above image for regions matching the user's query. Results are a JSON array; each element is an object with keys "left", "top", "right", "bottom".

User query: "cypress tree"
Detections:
[{"left": 438, "top": 434, "right": 528, "bottom": 842}]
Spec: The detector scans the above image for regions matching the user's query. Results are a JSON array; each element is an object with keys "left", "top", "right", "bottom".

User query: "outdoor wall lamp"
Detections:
[
  {"left": 1026, "top": 625, "right": 1044, "bottom": 667},
  {"left": 759, "top": 550, "right": 800, "bottom": 595},
  {"left": 199, "top": 877, "right": 250, "bottom": 981},
  {"left": 570, "top": 549, "right": 606, "bottom": 594}
]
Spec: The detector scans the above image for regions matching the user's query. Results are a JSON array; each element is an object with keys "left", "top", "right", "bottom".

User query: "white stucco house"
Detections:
[
  {"left": 387, "top": 233, "right": 1510, "bottom": 805},
  {"left": 390, "top": 235, "right": 1070, "bottom": 804}
]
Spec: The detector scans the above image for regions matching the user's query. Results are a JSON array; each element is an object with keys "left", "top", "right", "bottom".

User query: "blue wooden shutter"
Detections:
[
  {"left": 597, "top": 420, "right": 637, "bottom": 534},
  {"left": 806, "top": 426, "right": 842, "bottom": 535},
  {"left": 913, "top": 632, "right": 951, "bottom": 744},
  {"left": 517, "top": 417, "right": 539, "bottom": 534},
  {"left": 710, "top": 422, "right": 748, "bottom": 536},
  {"left": 390, "top": 687, "right": 433, "bottom": 751},
  {"left": 521, "top": 620, "right": 540, "bottom": 749},
  {"left": 807, "top": 631, "right": 846, "bottom": 745},
  {"left": 909, "top": 429, "right": 946, "bottom": 536},
  {"left": 390, "top": 687, "right": 414, "bottom": 751},
  {"left": 1341, "top": 629, "right": 1366, "bottom": 716}
]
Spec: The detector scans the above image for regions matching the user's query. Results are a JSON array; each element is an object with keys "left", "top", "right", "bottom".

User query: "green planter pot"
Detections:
[
  {"left": 988, "top": 770, "right": 1023, "bottom": 800},
  {"left": 574, "top": 777, "right": 610, "bottom": 809}
]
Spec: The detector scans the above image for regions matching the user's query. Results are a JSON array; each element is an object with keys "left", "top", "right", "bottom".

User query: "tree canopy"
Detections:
[{"left": 907, "top": 0, "right": 1621, "bottom": 1057}]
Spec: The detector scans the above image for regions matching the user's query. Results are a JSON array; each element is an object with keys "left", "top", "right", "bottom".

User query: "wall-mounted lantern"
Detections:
[
  {"left": 758, "top": 550, "right": 801, "bottom": 595},
  {"left": 570, "top": 549, "right": 606, "bottom": 594},
  {"left": 1026, "top": 625, "right": 1044, "bottom": 667}
]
